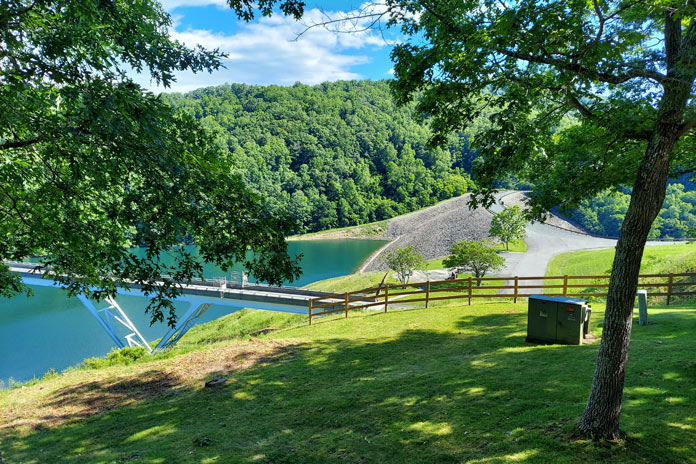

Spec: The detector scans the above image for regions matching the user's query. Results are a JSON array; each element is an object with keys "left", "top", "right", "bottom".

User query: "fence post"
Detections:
[
  {"left": 468, "top": 277, "right": 472, "bottom": 306},
  {"left": 425, "top": 281, "right": 430, "bottom": 308},
  {"left": 667, "top": 273, "right": 674, "bottom": 305},
  {"left": 384, "top": 285, "right": 389, "bottom": 313},
  {"left": 308, "top": 299, "right": 313, "bottom": 325},
  {"left": 563, "top": 275, "right": 568, "bottom": 296},
  {"left": 514, "top": 276, "right": 519, "bottom": 304},
  {"left": 344, "top": 292, "right": 349, "bottom": 318}
]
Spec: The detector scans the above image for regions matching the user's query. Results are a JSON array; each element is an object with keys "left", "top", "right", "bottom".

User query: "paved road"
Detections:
[{"left": 490, "top": 191, "right": 670, "bottom": 294}]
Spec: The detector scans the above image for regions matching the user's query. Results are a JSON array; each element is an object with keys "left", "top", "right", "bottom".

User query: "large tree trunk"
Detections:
[
  {"left": 576, "top": 125, "right": 679, "bottom": 439},
  {"left": 576, "top": 10, "right": 696, "bottom": 436}
]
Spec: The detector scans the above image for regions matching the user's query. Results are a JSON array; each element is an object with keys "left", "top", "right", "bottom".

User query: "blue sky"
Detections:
[{"left": 135, "top": 1, "right": 400, "bottom": 93}]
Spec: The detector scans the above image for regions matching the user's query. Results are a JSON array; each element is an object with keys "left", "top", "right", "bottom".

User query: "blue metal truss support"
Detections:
[
  {"left": 20, "top": 275, "right": 308, "bottom": 352},
  {"left": 77, "top": 294, "right": 125, "bottom": 349},
  {"left": 155, "top": 303, "right": 211, "bottom": 351},
  {"left": 77, "top": 295, "right": 152, "bottom": 353}
]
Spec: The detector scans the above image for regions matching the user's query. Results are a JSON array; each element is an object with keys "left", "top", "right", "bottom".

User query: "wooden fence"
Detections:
[{"left": 307, "top": 273, "right": 696, "bottom": 324}]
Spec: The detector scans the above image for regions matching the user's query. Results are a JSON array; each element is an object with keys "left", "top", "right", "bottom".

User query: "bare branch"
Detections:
[{"left": 294, "top": 3, "right": 392, "bottom": 41}]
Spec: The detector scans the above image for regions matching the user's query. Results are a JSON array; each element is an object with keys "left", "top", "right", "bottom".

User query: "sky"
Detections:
[{"left": 134, "top": 1, "right": 400, "bottom": 93}]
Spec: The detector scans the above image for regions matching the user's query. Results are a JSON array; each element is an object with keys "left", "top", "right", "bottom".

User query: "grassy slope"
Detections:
[
  {"left": 304, "top": 270, "right": 505, "bottom": 302},
  {"left": 546, "top": 243, "right": 696, "bottom": 302},
  {"left": 288, "top": 220, "right": 388, "bottom": 240},
  {"left": 2, "top": 300, "right": 694, "bottom": 464},
  {"left": 547, "top": 243, "right": 696, "bottom": 277},
  {"left": 494, "top": 238, "right": 528, "bottom": 253},
  {"left": 303, "top": 271, "right": 399, "bottom": 293}
]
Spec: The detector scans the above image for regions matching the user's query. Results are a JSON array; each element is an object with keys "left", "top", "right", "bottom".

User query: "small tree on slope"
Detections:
[
  {"left": 490, "top": 206, "right": 528, "bottom": 251},
  {"left": 384, "top": 246, "right": 424, "bottom": 285},
  {"left": 443, "top": 241, "right": 504, "bottom": 286}
]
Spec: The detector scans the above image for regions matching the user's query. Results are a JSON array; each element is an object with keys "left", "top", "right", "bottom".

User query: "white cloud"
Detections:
[
  {"left": 158, "top": 0, "right": 227, "bottom": 11},
  {"left": 131, "top": 6, "right": 393, "bottom": 92}
]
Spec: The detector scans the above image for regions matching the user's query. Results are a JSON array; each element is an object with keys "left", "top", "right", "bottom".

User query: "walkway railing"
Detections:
[{"left": 307, "top": 273, "right": 696, "bottom": 324}]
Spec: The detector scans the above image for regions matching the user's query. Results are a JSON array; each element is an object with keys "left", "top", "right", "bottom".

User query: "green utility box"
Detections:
[{"left": 526, "top": 295, "right": 592, "bottom": 345}]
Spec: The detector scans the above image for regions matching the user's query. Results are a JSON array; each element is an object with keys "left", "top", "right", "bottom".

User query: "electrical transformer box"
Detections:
[{"left": 526, "top": 295, "right": 592, "bottom": 345}]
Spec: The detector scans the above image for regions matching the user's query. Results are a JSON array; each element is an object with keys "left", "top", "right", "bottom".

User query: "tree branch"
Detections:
[
  {"left": 0, "top": 137, "right": 42, "bottom": 151},
  {"left": 568, "top": 95, "right": 597, "bottom": 120},
  {"left": 567, "top": 95, "right": 650, "bottom": 140},
  {"left": 664, "top": 8, "right": 683, "bottom": 72},
  {"left": 498, "top": 49, "right": 665, "bottom": 85},
  {"left": 676, "top": 117, "right": 696, "bottom": 139},
  {"left": 590, "top": 0, "right": 605, "bottom": 45},
  {"left": 418, "top": 1, "right": 666, "bottom": 86}
]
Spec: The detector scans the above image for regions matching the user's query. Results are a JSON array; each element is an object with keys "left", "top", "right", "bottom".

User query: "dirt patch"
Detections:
[
  {"left": 167, "top": 339, "right": 297, "bottom": 382},
  {"left": 0, "top": 339, "right": 299, "bottom": 431}
]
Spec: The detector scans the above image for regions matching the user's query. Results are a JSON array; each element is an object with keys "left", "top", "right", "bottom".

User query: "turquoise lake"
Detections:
[{"left": 0, "top": 239, "right": 385, "bottom": 385}]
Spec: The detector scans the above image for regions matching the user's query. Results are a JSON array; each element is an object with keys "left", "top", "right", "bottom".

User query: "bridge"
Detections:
[{"left": 10, "top": 263, "right": 334, "bottom": 353}]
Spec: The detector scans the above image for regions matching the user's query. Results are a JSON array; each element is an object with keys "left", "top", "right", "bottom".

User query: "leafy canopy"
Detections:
[
  {"left": 443, "top": 240, "right": 504, "bottom": 286},
  {"left": 251, "top": 0, "right": 696, "bottom": 440},
  {"left": 489, "top": 205, "right": 528, "bottom": 250},
  {"left": 167, "top": 81, "right": 474, "bottom": 234},
  {"left": 386, "top": 1, "right": 696, "bottom": 212},
  {"left": 0, "top": 0, "right": 301, "bottom": 325},
  {"left": 383, "top": 245, "right": 424, "bottom": 285}
]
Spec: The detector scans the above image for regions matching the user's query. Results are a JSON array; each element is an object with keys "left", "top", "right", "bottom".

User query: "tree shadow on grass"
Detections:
[{"left": 1, "top": 310, "right": 694, "bottom": 464}]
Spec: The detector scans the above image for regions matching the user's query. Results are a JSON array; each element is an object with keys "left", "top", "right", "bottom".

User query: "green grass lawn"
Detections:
[
  {"left": 546, "top": 243, "right": 696, "bottom": 302},
  {"left": 288, "top": 220, "right": 388, "bottom": 240},
  {"left": 420, "top": 257, "right": 449, "bottom": 270},
  {"left": 2, "top": 300, "right": 694, "bottom": 463},
  {"left": 303, "top": 271, "right": 400, "bottom": 293},
  {"left": 547, "top": 242, "right": 696, "bottom": 277},
  {"left": 494, "top": 238, "right": 527, "bottom": 253}
]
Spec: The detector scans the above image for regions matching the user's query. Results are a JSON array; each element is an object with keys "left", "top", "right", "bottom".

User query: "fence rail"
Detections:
[{"left": 307, "top": 273, "right": 696, "bottom": 324}]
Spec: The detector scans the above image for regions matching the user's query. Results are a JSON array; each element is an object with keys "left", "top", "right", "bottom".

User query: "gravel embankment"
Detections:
[
  {"left": 499, "top": 191, "right": 587, "bottom": 234},
  {"left": 361, "top": 195, "right": 493, "bottom": 272}
]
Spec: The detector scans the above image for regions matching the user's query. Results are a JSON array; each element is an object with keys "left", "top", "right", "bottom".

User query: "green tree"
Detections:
[
  {"left": 383, "top": 246, "right": 424, "bottom": 285},
  {"left": 168, "top": 80, "right": 474, "bottom": 234},
  {"left": 228, "top": 0, "right": 696, "bottom": 438},
  {"left": 443, "top": 240, "right": 504, "bottom": 286},
  {"left": 369, "top": 0, "right": 696, "bottom": 439},
  {"left": 489, "top": 206, "right": 528, "bottom": 251},
  {"left": 0, "top": 0, "right": 301, "bottom": 326}
]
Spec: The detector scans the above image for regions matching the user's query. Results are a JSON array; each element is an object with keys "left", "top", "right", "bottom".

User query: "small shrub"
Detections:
[
  {"left": 83, "top": 346, "right": 150, "bottom": 369},
  {"left": 42, "top": 368, "right": 60, "bottom": 381}
]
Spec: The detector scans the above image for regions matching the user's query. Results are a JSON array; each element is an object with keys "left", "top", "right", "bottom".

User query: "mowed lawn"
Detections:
[
  {"left": 1, "top": 301, "right": 694, "bottom": 463},
  {"left": 547, "top": 242, "right": 696, "bottom": 277}
]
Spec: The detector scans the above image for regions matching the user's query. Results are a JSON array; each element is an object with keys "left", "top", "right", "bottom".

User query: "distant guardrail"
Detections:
[{"left": 307, "top": 273, "right": 696, "bottom": 324}]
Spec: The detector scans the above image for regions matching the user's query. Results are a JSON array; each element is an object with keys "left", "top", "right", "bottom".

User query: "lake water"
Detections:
[{"left": 0, "top": 239, "right": 385, "bottom": 385}]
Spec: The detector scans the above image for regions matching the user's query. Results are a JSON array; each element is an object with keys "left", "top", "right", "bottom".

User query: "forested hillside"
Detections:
[
  {"left": 568, "top": 184, "right": 696, "bottom": 239},
  {"left": 166, "top": 80, "right": 694, "bottom": 239},
  {"left": 166, "top": 81, "right": 475, "bottom": 233}
]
